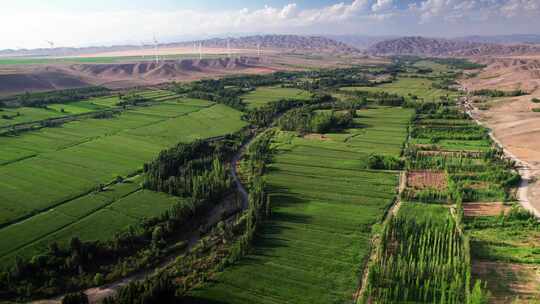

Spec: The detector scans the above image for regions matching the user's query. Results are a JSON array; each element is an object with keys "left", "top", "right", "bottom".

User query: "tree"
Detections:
[
  {"left": 62, "top": 292, "right": 89, "bottom": 304},
  {"left": 94, "top": 273, "right": 104, "bottom": 286}
]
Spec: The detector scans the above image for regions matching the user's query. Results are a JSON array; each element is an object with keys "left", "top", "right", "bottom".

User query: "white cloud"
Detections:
[
  {"left": 500, "top": 0, "right": 540, "bottom": 17},
  {"left": 372, "top": 0, "right": 394, "bottom": 12},
  {"left": 1, "top": 0, "right": 540, "bottom": 49}
]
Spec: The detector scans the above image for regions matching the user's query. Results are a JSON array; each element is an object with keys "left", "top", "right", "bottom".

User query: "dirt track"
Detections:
[{"left": 33, "top": 138, "right": 252, "bottom": 304}]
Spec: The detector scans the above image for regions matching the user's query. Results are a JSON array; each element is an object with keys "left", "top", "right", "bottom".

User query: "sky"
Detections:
[{"left": 1, "top": 0, "right": 540, "bottom": 49}]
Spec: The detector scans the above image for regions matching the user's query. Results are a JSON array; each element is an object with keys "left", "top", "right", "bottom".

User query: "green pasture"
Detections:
[
  {"left": 190, "top": 107, "right": 412, "bottom": 303},
  {"left": 0, "top": 100, "right": 246, "bottom": 268},
  {"left": 242, "top": 86, "right": 311, "bottom": 109},
  {"left": 341, "top": 77, "right": 460, "bottom": 102}
]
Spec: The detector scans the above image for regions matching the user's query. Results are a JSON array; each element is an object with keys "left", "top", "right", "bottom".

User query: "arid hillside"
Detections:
[{"left": 369, "top": 36, "right": 540, "bottom": 57}]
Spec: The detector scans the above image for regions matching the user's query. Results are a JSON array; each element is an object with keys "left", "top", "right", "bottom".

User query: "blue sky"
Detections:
[{"left": 1, "top": 0, "right": 539, "bottom": 49}]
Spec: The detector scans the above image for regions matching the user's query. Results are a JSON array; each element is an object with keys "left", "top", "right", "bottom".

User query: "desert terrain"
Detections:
[{"left": 0, "top": 49, "right": 378, "bottom": 96}]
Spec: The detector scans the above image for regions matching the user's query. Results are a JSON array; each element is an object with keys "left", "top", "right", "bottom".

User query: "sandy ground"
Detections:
[
  {"left": 461, "top": 56, "right": 540, "bottom": 216},
  {"left": 471, "top": 95, "right": 540, "bottom": 214},
  {"left": 473, "top": 260, "right": 540, "bottom": 303},
  {"left": 0, "top": 53, "right": 381, "bottom": 96},
  {"left": 73, "top": 47, "right": 266, "bottom": 58}
]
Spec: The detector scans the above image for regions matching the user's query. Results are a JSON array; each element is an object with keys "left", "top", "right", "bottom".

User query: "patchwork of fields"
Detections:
[
  {"left": 340, "top": 77, "right": 459, "bottom": 102},
  {"left": 0, "top": 93, "right": 247, "bottom": 268},
  {"left": 190, "top": 107, "right": 414, "bottom": 303},
  {"left": 242, "top": 86, "right": 311, "bottom": 109}
]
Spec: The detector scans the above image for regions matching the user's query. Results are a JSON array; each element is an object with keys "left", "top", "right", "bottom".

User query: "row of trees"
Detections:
[
  {"left": 142, "top": 138, "right": 242, "bottom": 201},
  {"left": 277, "top": 107, "right": 354, "bottom": 134},
  {"left": 102, "top": 131, "right": 276, "bottom": 304},
  {"left": 0, "top": 86, "right": 110, "bottom": 108},
  {"left": 0, "top": 133, "right": 249, "bottom": 301}
]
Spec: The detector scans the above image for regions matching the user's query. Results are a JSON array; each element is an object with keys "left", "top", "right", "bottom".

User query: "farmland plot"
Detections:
[
  {"left": 0, "top": 100, "right": 246, "bottom": 267},
  {"left": 242, "top": 86, "right": 311, "bottom": 109},
  {"left": 341, "top": 77, "right": 460, "bottom": 102},
  {"left": 190, "top": 107, "right": 413, "bottom": 303}
]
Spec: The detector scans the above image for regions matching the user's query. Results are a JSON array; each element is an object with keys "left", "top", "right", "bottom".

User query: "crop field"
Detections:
[
  {"left": 0, "top": 90, "right": 186, "bottom": 130},
  {"left": 0, "top": 106, "right": 64, "bottom": 127},
  {"left": 365, "top": 200, "right": 469, "bottom": 303},
  {"left": 0, "top": 98, "right": 247, "bottom": 268},
  {"left": 189, "top": 107, "right": 413, "bottom": 303},
  {"left": 0, "top": 53, "right": 228, "bottom": 66},
  {"left": 465, "top": 209, "right": 540, "bottom": 302},
  {"left": 340, "top": 77, "right": 460, "bottom": 102},
  {"left": 0, "top": 175, "right": 187, "bottom": 267},
  {"left": 400, "top": 97, "right": 530, "bottom": 302},
  {"left": 242, "top": 86, "right": 311, "bottom": 109},
  {"left": 412, "top": 60, "right": 451, "bottom": 74}
]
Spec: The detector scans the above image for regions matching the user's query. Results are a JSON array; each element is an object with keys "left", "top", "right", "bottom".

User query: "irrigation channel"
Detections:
[{"left": 33, "top": 136, "right": 254, "bottom": 304}]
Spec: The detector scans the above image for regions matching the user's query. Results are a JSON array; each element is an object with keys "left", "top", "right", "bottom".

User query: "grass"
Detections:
[
  {"left": 189, "top": 107, "right": 412, "bottom": 303},
  {"left": 413, "top": 60, "right": 450, "bottom": 74},
  {"left": 0, "top": 107, "right": 64, "bottom": 127},
  {"left": 341, "top": 77, "right": 460, "bottom": 102},
  {"left": 0, "top": 103, "right": 245, "bottom": 225},
  {"left": 0, "top": 100, "right": 247, "bottom": 268},
  {"left": 242, "top": 86, "right": 311, "bottom": 109},
  {"left": 0, "top": 91, "right": 199, "bottom": 130},
  {"left": 0, "top": 54, "right": 229, "bottom": 66}
]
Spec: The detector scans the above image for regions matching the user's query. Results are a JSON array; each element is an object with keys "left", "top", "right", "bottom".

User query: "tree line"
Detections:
[{"left": 0, "top": 86, "right": 110, "bottom": 108}]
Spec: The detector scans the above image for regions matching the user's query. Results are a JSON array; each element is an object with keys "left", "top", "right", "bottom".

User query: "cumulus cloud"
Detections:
[
  {"left": 500, "top": 0, "right": 540, "bottom": 17},
  {"left": 409, "top": 0, "right": 540, "bottom": 23},
  {"left": 1, "top": 0, "right": 540, "bottom": 49},
  {"left": 372, "top": 0, "right": 394, "bottom": 12}
]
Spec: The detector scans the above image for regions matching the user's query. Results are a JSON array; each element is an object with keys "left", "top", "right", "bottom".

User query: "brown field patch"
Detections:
[
  {"left": 417, "top": 150, "right": 484, "bottom": 157},
  {"left": 303, "top": 133, "right": 331, "bottom": 141},
  {"left": 473, "top": 260, "right": 540, "bottom": 304},
  {"left": 464, "top": 202, "right": 511, "bottom": 217},
  {"left": 406, "top": 170, "right": 447, "bottom": 190}
]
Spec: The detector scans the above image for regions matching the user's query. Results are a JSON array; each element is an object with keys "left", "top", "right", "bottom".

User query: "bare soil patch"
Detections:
[
  {"left": 406, "top": 170, "right": 447, "bottom": 190},
  {"left": 464, "top": 202, "right": 510, "bottom": 217},
  {"left": 303, "top": 133, "right": 332, "bottom": 141},
  {"left": 473, "top": 260, "right": 540, "bottom": 304}
]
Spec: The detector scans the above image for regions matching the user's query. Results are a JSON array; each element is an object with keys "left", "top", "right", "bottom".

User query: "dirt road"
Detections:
[
  {"left": 463, "top": 97, "right": 540, "bottom": 218},
  {"left": 33, "top": 138, "right": 253, "bottom": 304}
]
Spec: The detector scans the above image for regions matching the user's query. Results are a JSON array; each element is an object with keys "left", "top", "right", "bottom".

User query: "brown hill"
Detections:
[
  {"left": 0, "top": 35, "right": 361, "bottom": 58},
  {"left": 368, "top": 36, "right": 540, "bottom": 57},
  {"left": 0, "top": 57, "right": 275, "bottom": 95},
  {"left": 174, "top": 35, "right": 361, "bottom": 55}
]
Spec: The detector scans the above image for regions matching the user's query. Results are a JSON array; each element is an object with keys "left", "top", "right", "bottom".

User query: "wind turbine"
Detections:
[
  {"left": 139, "top": 41, "right": 146, "bottom": 60},
  {"left": 257, "top": 42, "right": 262, "bottom": 57},
  {"left": 198, "top": 42, "right": 203, "bottom": 60},
  {"left": 153, "top": 35, "right": 159, "bottom": 64},
  {"left": 46, "top": 40, "right": 55, "bottom": 57},
  {"left": 227, "top": 38, "right": 231, "bottom": 58}
]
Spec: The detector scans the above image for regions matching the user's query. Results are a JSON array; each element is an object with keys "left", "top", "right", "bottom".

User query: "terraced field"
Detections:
[
  {"left": 341, "top": 77, "right": 460, "bottom": 102},
  {"left": 189, "top": 107, "right": 414, "bottom": 303},
  {"left": 242, "top": 86, "right": 311, "bottom": 109},
  {"left": 0, "top": 96, "right": 247, "bottom": 268}
]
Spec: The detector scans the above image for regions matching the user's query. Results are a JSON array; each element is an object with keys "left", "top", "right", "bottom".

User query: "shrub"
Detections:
[
  {"left": 531, "top": 98, "right": 540, "bottom": 103},
  {"left": 367, "top": 154, "right": 404, "bottom": 170},
  {"left": 62, "top": 292, "right": 89, "bottom": 304},
  {"left": 532, "top": 108, "right": 540, "bottom": 113}
]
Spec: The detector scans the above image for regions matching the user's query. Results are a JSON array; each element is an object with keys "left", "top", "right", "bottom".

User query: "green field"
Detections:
[
  {"left": 190, "top": 107, "right": 413, "bottom": 303},
  {"left": 0, "top": 98, "right": 247, "bottom": 267},
  {"left": 341, "top": 77, "right": 460, "bottom": 102},
  {"left": 0, "top": 54, "right": 229, "bottom": 66},
  {"left": 412, "top": 60, "right": 451, "bottom": 74},
  {"left": 242, "top": 86, "right": 311, "bottom": 109}
]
